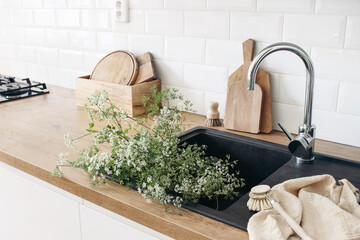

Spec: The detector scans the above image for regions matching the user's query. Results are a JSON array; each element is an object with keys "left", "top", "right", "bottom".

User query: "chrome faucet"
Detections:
[{"left": 247, "top": 42, "right": 316, "bottom": 164}]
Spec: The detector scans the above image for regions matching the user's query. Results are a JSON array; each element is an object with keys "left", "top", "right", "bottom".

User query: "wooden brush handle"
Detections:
[
  {"left": 272, "top": 202, "right": 313, "bottom": 240},
  {"left": 207, "top": 101, "right": 220, "bottom": 119}
]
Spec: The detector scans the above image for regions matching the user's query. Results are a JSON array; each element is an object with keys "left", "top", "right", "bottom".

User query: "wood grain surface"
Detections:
[
  {"left": 225, "top": 72, "right": 263, "bottom": 133},
  {"left": 133, "top": 52, "right": 155, "bottom": 85},
  {"left": 90, "top": 50, "right": 139, "bottom": 85},
  {"left": 76, "top": 75, "right": 161, "bottom": 116},
  {"left": 0, "top": 85, "right": 359, "bottom": 240},
  {"left": 226, "top": 39, "right": 273, "bottom": 133},
  {"left": 225, "top": 61, "right": 263, "bottom": 133}
]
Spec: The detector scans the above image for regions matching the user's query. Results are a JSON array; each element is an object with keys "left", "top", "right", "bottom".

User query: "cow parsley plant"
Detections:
[{"left": 53, "top": 87, "right": 245, "bottom": 210}]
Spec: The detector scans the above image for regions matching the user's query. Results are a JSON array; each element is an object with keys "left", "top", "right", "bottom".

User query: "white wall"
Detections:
[{"left": 0, "top": 0, "right": 359, "bottom": 147}]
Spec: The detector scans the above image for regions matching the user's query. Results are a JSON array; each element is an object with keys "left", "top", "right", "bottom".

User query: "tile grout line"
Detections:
[{"left": 343, "top": 15, "right": 348, "bottom": 49}]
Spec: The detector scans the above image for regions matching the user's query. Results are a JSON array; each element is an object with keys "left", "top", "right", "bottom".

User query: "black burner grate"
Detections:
[{"left": 0, "top": 75, "right": 49, "bottom": 103}]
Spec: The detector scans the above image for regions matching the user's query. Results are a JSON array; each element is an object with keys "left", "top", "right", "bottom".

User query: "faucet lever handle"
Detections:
[{"left": 278, "top": 123, "right": 294, "bottom": 141}]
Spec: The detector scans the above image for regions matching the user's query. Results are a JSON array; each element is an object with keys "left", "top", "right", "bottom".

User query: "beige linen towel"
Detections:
[{"left": 248, "top": 175, "right": 360, "bottom": 240}]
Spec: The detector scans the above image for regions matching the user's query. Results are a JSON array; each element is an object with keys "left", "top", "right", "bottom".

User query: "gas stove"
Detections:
[{"left": 0, "top": 75, "right": 49, "bottom": 103}]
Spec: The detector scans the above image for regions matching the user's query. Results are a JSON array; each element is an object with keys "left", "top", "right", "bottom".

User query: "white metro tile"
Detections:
[
  {"left": 272, "top": 102, "right": 303, "bottom": 134},
  {"left": 59, "top": 50, "right": 84, "bottom": 70},
  {"left": 37, "top": 48, "right": 58, "bottom": 66},
  {"left": 230, "top": 13, "right": 283, "bottom": 42},
  {"left": 337, "top": 82, "right": 360, "bottom": 116},
  {"left": 33, "top": 10, "right": 56, "bottom": 26},
  {"left": 255, "top": 42, "right": 310, "bottom": 76},
  {"left": 17, "top": 45, "right": 36, "bottom": 63},
  {"left": 56, "top": 10, "right": 81, "bottom": 28},
  {"left": 164, "top": 0, "right": 206, "bottom": 9},
  {"left": 12, "top": 10, "right": 33, "bottom": 26},
  {"left": 185, "top": 11, "right": 229, "bottom": 39},
  {"left": 315, "top": 0, "right": 360, "bottom": 15},
  {"left": 28, "top": 64, "right": 48, "bottom": 83},
  {"left": 269, "top": 73, "right": 280, "bottom": 102},
  {"left": 69, "top": 30, "right": 97, "bottom": 50},
  {"left": 25, "top": 28, "right": 46, "bottom": 46},
  {"left": 145, "top": 10, "right": 183, "bottom": 36},
  {"left": 207, "top": 0, "right": 255, "bottom": 10},
  {"left": 3, "top": 27, "right": 24, "bottom": 44},
  {"left": 204, "top": 91, "right": 226, "bottom": 119},
  {"left": 311, "top": 47, "right": 360, "bottom": 83},
  {"left": 22, "top": 0, "right": 43, "bottom": 8},
  {"left": 257, "top": 0, "right": 314, "bottom": 12},
  {"left": 345, "top": 16, "right": 360, "bottom": 50},
  {"left": 129, "top": 0, "right": 164, "bottom": 9},
  {"left": 278, "top": 74, "right": 305, "bottom": 106},
  {"left": 162, "top": 84, "right": 205, "bottom": 115},
  {"left": 278, "top": 74, "right": 339, "bottom": 112},
  {"left": 313, "top": 79, "right": 339, "bottom": 111},
  {"left": 128, "top": 34, "right": 163, "bottom": 58},
  {"left": 68, "top": 0, "right": 95, "bottom": 8},
  {"left": 284, "top": 14, "right": 346, "bottom": 48},
  {"left": 206, "top": 39, "right": 243, "bottom": 67},
  {"left": 112, "top": 10, "right": 145, "bottom": 34},
  {"left": 164, "top": 37, "right": 205, "bottom": 63},
  {"left": 84, "top": 52, "right": 104, "bottom": 73},
  {"left": 184, "top": 63, "right": 227, "bottom": 93},
  {"left": 0, "top": 61, "right": 10, "bottom": 76},
  {"left": 0, "top": 27, "right": 3, "bottom": 42},
  {"left": 44, "top": 0, "right": 67, "bottom": 8},
  {"left": 153, "top": 59, "right": 184, "bottom": 86},
  {"left": 0, "top": 0, "right": 21, "bottom": 8},
  {"left": 8, "top": 61, "right": 27, "bottom": 78},
  {"left": 46, "top": 29, "right": 69, "bottom": 48},
  {"left": 82, "top": 9, "right": 110, "bottom": 30},
  {"left": 49, "top": 67, "right": 74, "bottom": 89},
  {"left": 313, "top": 110, "right": 360, "bottom": 147},
  {"left": 97, "top": 32, "right": 128, "bottom": 51},
  {"left": 0, "top": 44, "right": 16, "bottom": 59},
  {"left": 0, "top": 10, "right": 13, "bottom": 26},
  {"left": 72, "top": 70, "right": 88, "bottom": 81},
  {"left": 95, "top": 0, "right": 113, "bottom": 8}
]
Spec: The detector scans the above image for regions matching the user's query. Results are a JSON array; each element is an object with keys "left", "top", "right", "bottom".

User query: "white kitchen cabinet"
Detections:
[
  {"left": 0, "top": 162, "right": 82, "bottom": 240},
  {"left": 0, "top": 162, "right": 173, "bottom": 240},
  {"left": 80, "top": 204, "right": 161, "bottom": 240}
]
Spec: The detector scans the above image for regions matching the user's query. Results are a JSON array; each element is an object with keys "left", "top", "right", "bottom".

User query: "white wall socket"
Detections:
[{"left": 113, "top": 0, "right": 129, "bottom": 23}]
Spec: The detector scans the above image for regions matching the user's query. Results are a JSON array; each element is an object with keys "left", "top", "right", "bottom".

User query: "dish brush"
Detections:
[
  {"left": 205, "top": 101, "right": 222, "bottom": 127},
  {"left": 247, "top": 185, "right": 272, "bottom": 211},
  {"left": 248, "top": 184, "right": 313, "bottom": 240}
]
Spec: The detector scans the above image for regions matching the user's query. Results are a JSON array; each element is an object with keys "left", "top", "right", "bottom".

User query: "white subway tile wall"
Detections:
[{"left": 0, "top": 1, "right": 359, "bottom": 147}]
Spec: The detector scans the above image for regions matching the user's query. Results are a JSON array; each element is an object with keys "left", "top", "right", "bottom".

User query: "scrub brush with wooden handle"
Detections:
[
  {"left": 247, "top": 185, "right": 313, "bottom": 240},
  {"left": 205, "top": 101, "right": 222, "bottom": 127}
]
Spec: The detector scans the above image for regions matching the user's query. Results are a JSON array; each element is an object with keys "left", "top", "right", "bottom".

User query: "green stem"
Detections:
[{"left": 73, "top": 132, "right": 92, "bottom": 141}]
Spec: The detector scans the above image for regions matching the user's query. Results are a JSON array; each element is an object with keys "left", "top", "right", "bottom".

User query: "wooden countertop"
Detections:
[{"left": 1, "top": 85, "right": 359, "bottom": 240}]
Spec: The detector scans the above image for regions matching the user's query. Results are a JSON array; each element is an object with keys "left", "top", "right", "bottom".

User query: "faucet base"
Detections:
[{"left": 296, "top": 156, "right": 315, "bottom": 164}]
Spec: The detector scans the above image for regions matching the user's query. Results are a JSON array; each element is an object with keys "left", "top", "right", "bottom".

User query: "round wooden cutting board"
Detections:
[{"left": 90, "top": 50, "right": 139, "bottom": 85}]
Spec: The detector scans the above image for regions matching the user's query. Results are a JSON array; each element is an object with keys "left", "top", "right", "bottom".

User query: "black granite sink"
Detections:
[{"left": 179, "top": 127, "right": 360, "bottom": 231}]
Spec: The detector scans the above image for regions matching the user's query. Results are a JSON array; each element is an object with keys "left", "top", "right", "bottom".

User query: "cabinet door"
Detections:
[
  {"left": 80, "top": 205, "right": 162, "bottom": 240},
  {"left": 0, "top": 163, "right": 82, "bottom": 240}
]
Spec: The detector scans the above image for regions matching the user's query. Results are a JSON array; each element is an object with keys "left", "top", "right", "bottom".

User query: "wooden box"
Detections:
[{"left": 75, "top": 75, "right": 161, "bottom": 116}]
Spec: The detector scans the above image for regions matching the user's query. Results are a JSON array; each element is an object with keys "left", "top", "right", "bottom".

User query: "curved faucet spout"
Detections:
[
  {"left": 247, "top": 42, "right": 316, "bottom": 163},
  {"left": 247, "top": 42, "right": 314, "bottom": 127}
]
